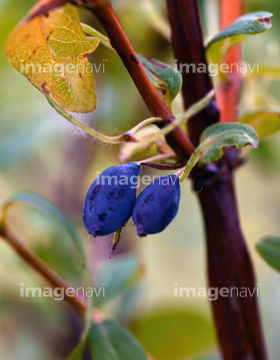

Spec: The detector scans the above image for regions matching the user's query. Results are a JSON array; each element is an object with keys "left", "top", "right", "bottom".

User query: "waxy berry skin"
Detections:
[
  {"left": 83, "top": 162, "right": 140, "bottom": 236},
  {"left": 132, "top": 174, "right": 181, "bottom": 236}
]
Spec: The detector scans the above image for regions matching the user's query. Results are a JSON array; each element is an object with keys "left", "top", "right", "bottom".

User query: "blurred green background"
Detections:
[{"left": 1, "top": 0, "right": 280, "bottom": 359}]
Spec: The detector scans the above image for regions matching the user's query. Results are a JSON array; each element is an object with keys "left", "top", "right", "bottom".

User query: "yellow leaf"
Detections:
[{"left": 5, "top": 4, "right": 100, "bottom": 113}]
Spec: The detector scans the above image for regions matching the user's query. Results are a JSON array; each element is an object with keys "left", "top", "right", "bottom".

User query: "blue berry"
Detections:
[
  {"left": 83, "top": 162, "right": 140, "bottom": 236},
  {"left": 132, "top": 174, "right": 181, "bottom": 236}
]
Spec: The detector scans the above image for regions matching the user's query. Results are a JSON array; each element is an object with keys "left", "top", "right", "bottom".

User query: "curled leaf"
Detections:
[
  {"left": 200, "top": 123, "right": 259, "bottom": 163},
  {"left": 206, "top": 12, "right": 273, "bottom": 65},
  {"left": 138, "top": 54, "right": 182, "bottom": 107}
]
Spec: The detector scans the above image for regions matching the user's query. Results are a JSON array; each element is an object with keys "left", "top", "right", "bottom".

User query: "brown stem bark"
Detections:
[
  {"left": 166, "top": 1, "right": 268, "bottom": 359},
  {"left": 166, "top": 0, "right": 220, "bottom": 145},
  {"left": 193, "top": 151, "right": 267, "bottom": 360}
]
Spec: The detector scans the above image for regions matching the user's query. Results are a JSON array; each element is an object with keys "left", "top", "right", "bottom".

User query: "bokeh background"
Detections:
[{"left": 1, "top": 0, "right": 280, "bottom": 359}]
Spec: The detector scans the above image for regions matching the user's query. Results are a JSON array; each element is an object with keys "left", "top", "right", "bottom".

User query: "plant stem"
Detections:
[
  {"left": 166, "top": 0, "right": 220, "bottom": 145},
  {"left": 0, "top": 224, "right": 87, "bottom": 317},
  {"left": 217, "top": 0, "right": 244, "bottom": 122},
  {"left": 166, "top": 1, "right": 267, "bottom": 359},
  {"left": 87, "top": 1, "right": 195, "bottom": 158},
  {"left": 193, "top": 150, "right": 267, "bottom": 360}
]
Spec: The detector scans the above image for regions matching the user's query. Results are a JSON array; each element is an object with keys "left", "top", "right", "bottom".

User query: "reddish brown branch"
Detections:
[
  {"left": 88, "top": 1, "right": 195, "bottom": 159},
  {"left": 166, "top": 0, "right": 219, "bottom": 145}
]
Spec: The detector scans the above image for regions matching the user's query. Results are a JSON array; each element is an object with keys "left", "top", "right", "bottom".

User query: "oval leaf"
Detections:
[
  {"left": 199, "top": 123, "right": 259, "bottom": 163},
  {"left": 5, "top": 3, "right": 99, "bottom": 113},
  {"left": 256, "top": 236, "right": 280, "bottom": 272},
  {"left": 131, "top": 309, "right": 215, "bottom": 360},
  {"left": 87, "top": 321, "right": 148, "bottom": 360},
  {"left": 239, "top": 108, "right": 280, "bottom": 139},
  {"left": 206, "top": 12, "right": 272, "bottom": 64},
  {"left": 95, "top": 255, "right": 140, "bottom": 309},
  {"left": 137, "top": 54, "right": 182, "bottom": 106}
]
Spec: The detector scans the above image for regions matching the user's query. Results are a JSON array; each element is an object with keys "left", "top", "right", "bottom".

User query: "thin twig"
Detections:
[{"left": 0, "top": 224, "right": 87, "bottom": 316}]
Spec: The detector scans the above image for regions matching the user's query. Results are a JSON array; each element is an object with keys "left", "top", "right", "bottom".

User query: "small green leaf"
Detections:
[
  {"left": 199, "top": 123, "right": 259, "bottom": 163},
  {"left": 87, "top": 321, "right": 148, "bottom": 360},
  {"left": 67, "top": 343, "right": 84, "bottom": 360},
  {"left": 95, "top": 255, "right": 140, "bottom": 309},
  {"left": 137, "top": 54, "right": 182, "bottom": 107},
  {"left": 131, "top": 309, "right": 215, "bottom": 360},
  {"left": 6, "top": 4, "right": 99, "bottom": 113},
  {"left": 206, "top": 12, "right": 272, "bottom": 64},
  {"left": 239, "top": 108, "right": 280, "bottom": 139},
  {"left": 81, "top": 23, "right": 113, "bottom": 50},
  {"left": 0, "top": 191, "right": 94, "bottom": 359},
  {"left": 256, "top": 236, "right": 280, "bottom": 272}
]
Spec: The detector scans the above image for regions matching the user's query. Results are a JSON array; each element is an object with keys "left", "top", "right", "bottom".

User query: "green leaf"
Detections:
[
  {"left": 67, "top": 343, "right": 84, "bottom": 360},
  {"left": 87, "top": 321, "right": 148, "bottom": 360},
  {"left": 5, "top": 3, "right": 99, "bottom": 113},
  {"left": 81, "top": 23, "right": 112, "bottom": 50},
  {"left": 206, "top": 12, "right": 272, "bottom": 64},
  {"left": 199, "top": 123, "right": 259, "bottom": 163},
  {"left": 0, "top": 191, "right": 94, "bottom": 359},
  {"left": 131, "top": 309, "right": 215, "bottom": 360},
  {"left": 239, "top": 108, "right": 280, "bottom": 139},
  {"left": 137, "top": 54, "right": 182, "bottom": 107},
  {"left": 95, "top": 255, "right": 140, "bottom": 309},
  {"left": 256, "top": 236, "right": 280, "bottom": 272}
]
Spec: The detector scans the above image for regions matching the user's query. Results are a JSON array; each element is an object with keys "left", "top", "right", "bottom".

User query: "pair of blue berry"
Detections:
[{"left": 83, "top": 162, "right": 181, "bottom": 237}]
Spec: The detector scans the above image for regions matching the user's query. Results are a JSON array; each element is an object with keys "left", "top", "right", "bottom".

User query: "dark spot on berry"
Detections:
[
  {"left": 109, "top": 188, "right": 125, "bottom": 199},
  {"left": 144, "top": 194, "right": 154, "bottom": 204},
  {"left": 98, "top": 212, "right": 107, "bottom": 222},
  {"left": 136, "top": 212, "right": 143, "bottom": 225},
  {"left": 89, "top": 185, "right": 101, "bottom": 201}
]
